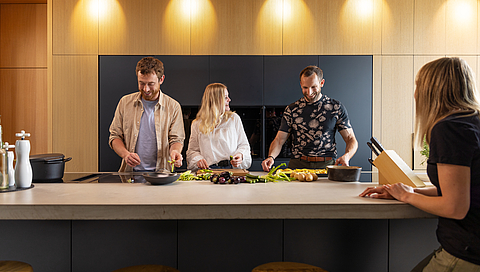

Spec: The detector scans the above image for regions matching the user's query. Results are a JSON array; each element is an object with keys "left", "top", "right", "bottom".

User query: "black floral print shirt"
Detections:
[{"left": 279, "top": 95, "right": 352, "bottom": 159}]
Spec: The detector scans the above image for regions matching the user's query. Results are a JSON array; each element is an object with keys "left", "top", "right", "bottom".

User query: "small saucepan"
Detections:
[
  {"left": 30, "top": 153, "right": 72, "bottom": 181},
  {"left": 327, "top": 165, "right": 362, "bottom": 182}
]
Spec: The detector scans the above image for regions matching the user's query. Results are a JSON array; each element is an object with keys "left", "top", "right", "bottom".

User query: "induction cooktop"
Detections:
[{"left": 33, "top": 173, "right": 149, "bottom": 183}]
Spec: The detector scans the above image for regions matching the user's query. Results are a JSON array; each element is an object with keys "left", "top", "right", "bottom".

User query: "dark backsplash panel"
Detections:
[
  {"left": 99, "top": 55, "right": 372, "bottom": 172},
  {"left": 182, "top": 106, "right": 292, "bottom": 163}
]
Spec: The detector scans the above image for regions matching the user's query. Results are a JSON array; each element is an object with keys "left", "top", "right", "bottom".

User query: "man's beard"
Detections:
[{"left": 304, "top": 92, "right": 321, "bottom": 103}]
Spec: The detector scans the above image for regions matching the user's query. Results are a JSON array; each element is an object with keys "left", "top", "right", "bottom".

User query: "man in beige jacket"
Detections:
[{"left": 109, "top": 57, "right": 185, "bottom": 172}]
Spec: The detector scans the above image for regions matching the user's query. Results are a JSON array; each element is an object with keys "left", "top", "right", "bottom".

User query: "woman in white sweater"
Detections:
[{"left": 186, "top": 83, "right": 252, "bottom": 171}]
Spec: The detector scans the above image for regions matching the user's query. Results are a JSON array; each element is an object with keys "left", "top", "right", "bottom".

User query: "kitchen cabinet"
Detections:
[
  {"left": 177, "top": 220, "right": 283, "bottom": 272},
  {"left": 0, "top": 221, "right": 71, "bottom": 271},
  {"left": 263, "top": 55, "right": 319, "bottom": 105},
  {"left": 285, "top": 219, "right": 388, "bottom": 271},
  {"left": 209, "top": 55, "right": 264, "bottom": 105},
  {"left": 320, "top": 55, "right": 373, "bottom": 171},
  {"left": 157, "top": 55, "right": 210, "bottom": 106},
  {"left": 72, "top": 220, "right": 178, "bottom": 272}
]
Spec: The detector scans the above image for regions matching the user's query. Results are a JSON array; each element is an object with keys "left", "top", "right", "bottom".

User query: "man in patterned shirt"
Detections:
[{"left": 261, "top": 65, "right": 358, "bottom": 171}]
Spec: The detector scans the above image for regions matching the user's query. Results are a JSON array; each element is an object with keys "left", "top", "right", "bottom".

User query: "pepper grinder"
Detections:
[
  {"left": 15, "top": 130, "right": 32, "bottom": 188},
  {"left": 3, "top": 142, "right": 15, "bottom": 187}
]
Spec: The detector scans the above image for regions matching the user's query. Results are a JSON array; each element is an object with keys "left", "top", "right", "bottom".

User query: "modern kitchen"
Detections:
[{"left": 0, "top": 0, "right": 478, "bottom": 271}]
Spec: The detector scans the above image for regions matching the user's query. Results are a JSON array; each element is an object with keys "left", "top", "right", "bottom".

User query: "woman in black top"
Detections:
[{"left": 360, "top": 57, "right": 480, "bottom": 271}]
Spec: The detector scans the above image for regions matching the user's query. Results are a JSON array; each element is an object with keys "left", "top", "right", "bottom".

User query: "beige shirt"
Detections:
[{"left": 109, "top": 91, "right": 185, "bottom": 172}]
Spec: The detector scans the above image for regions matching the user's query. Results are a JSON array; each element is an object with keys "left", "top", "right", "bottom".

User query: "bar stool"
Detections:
[
  {"left": 0, "top": 260, "right": 33, "bottom": 272},
  {"left": 252, "top": 261, "right": 328, "bottom": 272},
  {"left": 112, "top": 264, "right": 179, "bottom": 272}
]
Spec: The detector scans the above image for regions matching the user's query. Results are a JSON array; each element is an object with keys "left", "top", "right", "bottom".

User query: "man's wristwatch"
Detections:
[{"left": 267, "top": 155, "right": 275, "bottom": 160}]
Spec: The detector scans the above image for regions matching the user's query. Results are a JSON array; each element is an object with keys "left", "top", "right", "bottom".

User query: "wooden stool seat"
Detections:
[
  {"left": 0, "top": 261, "right": 33, "bottom": 272},
  {"left": 252, "top": 261, "right": 328, "bottom": 272},
  {"left": 112, "top": 264, "right": 180, "bottom": 272}
]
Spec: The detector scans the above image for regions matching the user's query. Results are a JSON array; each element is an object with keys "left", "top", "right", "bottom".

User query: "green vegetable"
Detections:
[
  {"left": 258, "top": 163, "right": 294, "bottom": 182},
  {"left": 245, "top": 177, "right": 258, "bottom": 183},
  {"left": 168, "top": 160, "right": 175, "bottom": 172},
  {"left": 245, "top": 176, "right": 266, "bottom": 183},
  {"left": 246, "top": 173, "right": 259, "bottom": 179},
  {"left": 276, "top": 171, "right": 291, "bottom": 181},
  {"left": 179, "top": 170, "right": 196, "bottom": 181},
  {"left": 268, "top": 163, "right": 286, "bottom": 175},
  {"left": 177, "top": 170, "right": 212, "bottom": 181},
  {"left": 259, "top": 175, "right": 275, "bottom": 182},
  {"left": 197, "top": 173, "right": 212, "bottom": 180},
  {"left": 241, "top": 163, "right": 291, "bottom": 183}
]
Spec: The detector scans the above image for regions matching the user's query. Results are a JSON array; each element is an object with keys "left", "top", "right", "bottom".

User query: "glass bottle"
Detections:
[{"left": 0, "top": 116, "right": 8, "bottom": 189}]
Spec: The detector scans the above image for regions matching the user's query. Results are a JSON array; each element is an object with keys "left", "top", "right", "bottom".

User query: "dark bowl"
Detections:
[
  {"left": 142, "top": 172, "right": 179, "bottom": 185},
  {"left": 327, "top": 165, "right": 362, "bottom": 182}
]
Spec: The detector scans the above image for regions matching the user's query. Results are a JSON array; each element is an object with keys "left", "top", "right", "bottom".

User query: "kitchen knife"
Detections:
[
  {"left": 368, "top": 158, "right": 376, "bottom": 167},
  {"left": 370, "top": 137, "right": 385, "bottom": 153},
  {"left": 367, "top": 142, "right": 379, "bottom": 156}
]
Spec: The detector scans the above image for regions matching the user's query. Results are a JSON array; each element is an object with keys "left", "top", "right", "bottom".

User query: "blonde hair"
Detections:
[
  {"left": 415, "top": 57, "right": 480, "bottom": 145},
  {"left": 194, "top": 83, "right": 234, "bottom": 134}
]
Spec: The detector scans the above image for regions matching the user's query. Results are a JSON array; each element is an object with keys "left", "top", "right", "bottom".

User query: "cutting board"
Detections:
[{"left": 197, "top": 169, "right": 249, "bottom": 176}]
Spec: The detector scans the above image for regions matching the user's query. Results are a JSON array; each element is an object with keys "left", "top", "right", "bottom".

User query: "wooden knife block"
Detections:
[{"left": 373, "top": 150, "right": 425, "bottom": 188}]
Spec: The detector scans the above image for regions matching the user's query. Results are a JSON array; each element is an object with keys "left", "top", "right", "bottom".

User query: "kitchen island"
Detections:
[{"left": 0, "top": 172, "right": 439, "bottom": 272}]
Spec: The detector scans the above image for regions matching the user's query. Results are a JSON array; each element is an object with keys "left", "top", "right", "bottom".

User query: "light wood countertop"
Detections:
[{"left": 0, "top": 173, "right": 436, "bottom": 220}]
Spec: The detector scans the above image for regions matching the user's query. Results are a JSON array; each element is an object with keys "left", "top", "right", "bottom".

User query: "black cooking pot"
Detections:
[
  {"left": 30, "top": 153, "right": 72, "bottom": 181},
  {"left": 327, "top": 165, "right": 362, "bottom": 182}
]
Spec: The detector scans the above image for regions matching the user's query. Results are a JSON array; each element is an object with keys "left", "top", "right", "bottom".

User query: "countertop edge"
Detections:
[{"left": 0, "top": 203, "right": 436, "bottom": 220}]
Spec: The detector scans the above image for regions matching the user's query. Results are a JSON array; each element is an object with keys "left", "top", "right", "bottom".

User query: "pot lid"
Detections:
[{"left": 30, "top": 153, "right": 65, "bottom": 162}]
